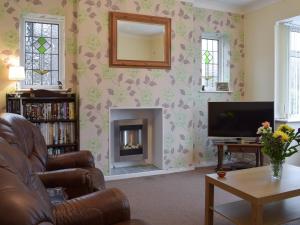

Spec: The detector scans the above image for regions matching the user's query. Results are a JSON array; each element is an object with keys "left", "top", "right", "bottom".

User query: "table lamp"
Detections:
[{"left": 8, "top": 65, "right": 25, "bottom": 92}]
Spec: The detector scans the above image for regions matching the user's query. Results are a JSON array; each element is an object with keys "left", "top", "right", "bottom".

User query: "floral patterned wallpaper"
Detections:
[
  {"left": 0, "top": 0, "right": 77, "bottom": 112},
  {"left": 193, "top": 8, "right": 245, "bottom": 165},
  {"left": 0, "top": 0, "right": 244, "bottom": 174}
]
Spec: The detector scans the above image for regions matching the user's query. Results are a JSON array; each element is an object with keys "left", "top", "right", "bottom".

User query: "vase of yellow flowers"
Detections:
[{"left": 257, "top": 122, "right": 300, "bottom": 179}]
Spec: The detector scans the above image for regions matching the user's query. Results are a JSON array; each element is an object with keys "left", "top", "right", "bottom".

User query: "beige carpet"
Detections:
[{"left": 108, "top": 169, "right": 300, "bottom": 225}]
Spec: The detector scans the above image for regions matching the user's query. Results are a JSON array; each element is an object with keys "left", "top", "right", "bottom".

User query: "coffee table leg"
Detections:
[
  {"left": 251, "top": 202, "right": 263, "bottom": 225},
  {"left": 205, "top": 177, "right": 214, "bottom": 225}
]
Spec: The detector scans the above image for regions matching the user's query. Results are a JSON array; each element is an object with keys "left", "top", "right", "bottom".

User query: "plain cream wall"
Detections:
[
  {"left": 245, "top": 0, "right": 300, "bottom": 165},
  {"left": 244, "top": 0, "right": 300, "bottom": 101}
]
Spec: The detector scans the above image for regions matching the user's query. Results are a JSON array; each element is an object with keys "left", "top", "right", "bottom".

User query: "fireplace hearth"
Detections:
[{"left": 114, "top": 119, "right": 148, "bottom": 162}]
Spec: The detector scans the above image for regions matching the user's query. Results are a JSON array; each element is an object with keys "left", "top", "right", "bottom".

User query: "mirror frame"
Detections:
[{"left": 109, "top": 12, "right": 171, "bottom": 69}]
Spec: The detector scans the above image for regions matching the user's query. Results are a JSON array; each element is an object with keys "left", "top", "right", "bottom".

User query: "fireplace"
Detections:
[{"left": 114, "top": 119, "right": 148, "bottom": 162}]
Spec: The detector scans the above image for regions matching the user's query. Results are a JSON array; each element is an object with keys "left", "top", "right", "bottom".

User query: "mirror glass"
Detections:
[{"left": 117, "top": 20, "right": 165, "bottom": 61}]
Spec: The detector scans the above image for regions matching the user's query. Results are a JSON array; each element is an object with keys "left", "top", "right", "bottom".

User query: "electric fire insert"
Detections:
[{"left": 114, "top": 119, "right": 148, "bottom": 162}]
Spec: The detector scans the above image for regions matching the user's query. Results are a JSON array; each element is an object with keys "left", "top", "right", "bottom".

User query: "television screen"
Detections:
[{"left": 208, "top": 102, "right": 274, "bottom": 138}]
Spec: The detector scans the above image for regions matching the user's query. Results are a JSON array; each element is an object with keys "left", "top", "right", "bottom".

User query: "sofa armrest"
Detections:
[
  {"left": 37, "top": 168, "right": 94, "bottom": 199},
  {"left": 46, "top": 150, "right": 95, "bottom": 171},
  {"left": 115, "top": 220, "right": 150, "bottom": 225},
  {"left": 54, "top": 188, "right": 130, "bottom": 225}
]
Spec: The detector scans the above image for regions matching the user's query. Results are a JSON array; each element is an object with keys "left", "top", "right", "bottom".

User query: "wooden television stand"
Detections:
[{"left": 215, "top": 142, "right": 263, "bottom": 171}]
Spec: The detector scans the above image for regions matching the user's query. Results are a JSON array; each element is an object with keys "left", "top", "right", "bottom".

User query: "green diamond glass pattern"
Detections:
[
  {"left": 38, "top": 36, "right": 46, "bottom": 45},
  {"left": 203, "top": 50, "right": 213, "bottom": 64},
  {"left": 34, "top": 37, "right": 50, "bottom": 54}
]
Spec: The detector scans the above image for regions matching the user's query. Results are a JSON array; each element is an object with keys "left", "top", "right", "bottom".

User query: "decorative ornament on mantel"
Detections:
[{"left": 257, "top": 122, "right": 300, "bottom": 179}]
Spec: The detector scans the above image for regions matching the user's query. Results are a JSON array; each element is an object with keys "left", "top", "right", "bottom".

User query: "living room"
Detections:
[{"left": 1, "top": 0, "right": 300, "bottom": 224}]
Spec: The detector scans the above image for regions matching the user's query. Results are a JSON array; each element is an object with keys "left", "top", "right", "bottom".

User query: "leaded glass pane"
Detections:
[
  {"left": 52, "top": 71, "right": 59, "bottom": 84},
  {"left": 32, "top": 71, "right": 42, "bottom": 85},
  {"left": 52, "top": 38, "right": 59, "bottom": 54},
  {"left": 43, "top": 54, "right": 51, "bottom": 70},
  {"left": 32, "top": 37, "right": 39, "bottom": 54},
  {"left": 42, "top": 24, "right": 51, "bottom": 37},
  {"left": 25, "top": 70, "right": 32, "bottom": 85},
  {"left": 42, "top": 71, "right": 52, "bottom": 85},
  {"left": 52, "top": 55, "right": 58, "bottom": 70},
  {"left": 213, "top": 41, "right": 218, "bottom": 51},
  {"left": 26, "top": 22, "right": 33, "bottom": 36},
  {"left": 25, "top": 37, "right": 33, "bottom": 53},
  {"left": 32, "top": 54, "right": 40, "bottom": 69},
  {"left": 33, "top": 37, "right": 51, "bottom": 54},
  {"left": 25, "top": 54, "right": 32, "bottom": 69},
  {"left": 24, "top": 20, "right": 60, "bottom": 87},
  {"left": 213, "top": 52, "right": 218, "bottom": 64},
  {"left": 207, "top": 40, "right": 213, "bottom": 51},
  {"left": 33, "top": 23, "right": 42, "bottom": 36},
  {"left": 52, "top": 25, "right": 59, "bottom": 38}
]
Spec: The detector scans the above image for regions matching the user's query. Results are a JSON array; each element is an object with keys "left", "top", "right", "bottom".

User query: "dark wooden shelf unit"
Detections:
[{"left": 6, "top": 90, "right": 79, "bottom": 156}]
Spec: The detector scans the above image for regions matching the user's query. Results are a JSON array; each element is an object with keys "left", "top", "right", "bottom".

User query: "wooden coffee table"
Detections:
[{"left": 205, "top": 164, "right": 300, "bottom": 225}]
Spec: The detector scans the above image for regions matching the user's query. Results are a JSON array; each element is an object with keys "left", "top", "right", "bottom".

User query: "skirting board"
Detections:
[{"left": 105, "top": 166, "right": 195, "bottom": 181}]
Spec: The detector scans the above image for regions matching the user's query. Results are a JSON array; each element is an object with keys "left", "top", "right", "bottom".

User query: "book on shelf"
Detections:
[
  {"left": 7, "top": 99, "right": 21, "bottom": 114},
  {"left": 48, "top": 147, "right": 65, "bottom": 156},
  {"left": 24, "top": 102, "right": 75, "bottom": 120},
  {"left": 35, "top": 122, "right": 75, "bottom": 145}
]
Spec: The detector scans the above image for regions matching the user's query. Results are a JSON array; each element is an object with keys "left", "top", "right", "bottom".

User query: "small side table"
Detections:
[{"left": 216, "top": 143, "right": 263, "bottom": 171}]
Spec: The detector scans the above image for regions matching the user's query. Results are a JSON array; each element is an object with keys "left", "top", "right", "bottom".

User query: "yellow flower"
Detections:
[
  {"left": 278, "top": 124, "right": 294, "bottom": 133},
  {"left": 273, "top": 130, "right": 289, "bottom": 142}
]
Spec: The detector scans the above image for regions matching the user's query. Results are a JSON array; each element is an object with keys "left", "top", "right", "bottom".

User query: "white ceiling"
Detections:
[{"left": 191, "top": 0, "right": 282, "bottom": 13}]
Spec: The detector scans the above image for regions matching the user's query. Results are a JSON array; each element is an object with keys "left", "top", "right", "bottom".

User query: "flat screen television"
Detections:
[{"left": 208, "top": 101, "right": 274, "bottom": 138}]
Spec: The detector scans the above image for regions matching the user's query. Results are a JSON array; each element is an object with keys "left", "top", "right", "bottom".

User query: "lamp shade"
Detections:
[{"left": 8, "top": 66, "right": 25, "bottom": 81}]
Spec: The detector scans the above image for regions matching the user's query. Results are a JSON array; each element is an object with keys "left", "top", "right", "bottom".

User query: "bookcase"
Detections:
[{"left": 6, "top": 89, "right": 79, "bottom": 156}]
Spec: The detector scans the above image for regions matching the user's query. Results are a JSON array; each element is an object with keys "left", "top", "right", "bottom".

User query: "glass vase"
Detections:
[{"left": 270, "top": 160, "right": 284, "bottom": 180}]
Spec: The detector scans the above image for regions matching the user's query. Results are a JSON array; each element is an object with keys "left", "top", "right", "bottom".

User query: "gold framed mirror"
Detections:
[{"left": 109, "top": 12, "right": 171, "bottom": 69}]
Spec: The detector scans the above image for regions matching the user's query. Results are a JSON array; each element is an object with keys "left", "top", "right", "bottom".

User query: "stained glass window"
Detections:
[
  {"left": 21, "top": 14, "right": 64, "bottom": 89},
  {"left": 201, "top": 37, "right": 220, "bottom": 90},
  {"left": 24, "top": 21, "right": 59, "bottom": 87}
]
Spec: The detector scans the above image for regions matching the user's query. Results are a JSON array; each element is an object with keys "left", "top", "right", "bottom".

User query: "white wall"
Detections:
[{"left": 244, "top": 0, "right": 300, "bottom": 101}]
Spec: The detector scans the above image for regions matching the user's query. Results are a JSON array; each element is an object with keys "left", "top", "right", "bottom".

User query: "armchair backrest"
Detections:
[
  {"left": 0, "top": 137, "right": 54, "bottom": 225},
  {"left": 0, "top": 113, "right": 48, "bottom": 172}
]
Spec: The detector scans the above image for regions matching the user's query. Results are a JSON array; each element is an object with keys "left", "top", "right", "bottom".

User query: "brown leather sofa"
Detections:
[
  {"left": 0, "top": 137, "right": 147, "bottom": 225},
  {"left": 0, "top": 113, "right": 105, "bottom": 197}
]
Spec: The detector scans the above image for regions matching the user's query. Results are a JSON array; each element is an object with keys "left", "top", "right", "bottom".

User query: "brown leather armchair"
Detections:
[
  {"left": 0, "top": 137, "right": 147, "bottom": 225},
  {"left": 0, "top": 113, "right": 105, "bottom": 197}
]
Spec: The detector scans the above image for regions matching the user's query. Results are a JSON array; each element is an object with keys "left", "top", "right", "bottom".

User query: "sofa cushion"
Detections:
[
  {"left": 0, "top": 137, "right": 54, "bottom": 225},
  {"left": 0, "top": 113, "right": 48, "bottom": 172}
]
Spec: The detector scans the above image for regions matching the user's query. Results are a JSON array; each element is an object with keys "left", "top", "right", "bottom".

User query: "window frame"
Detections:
[
  {"left": 20, "top": 13, "right": 65, "bottom": 90},
  {"left": 200, "top": 32, "right": 229, "bottom": 91},
  {"left": 287, "top": 26, "right": 300, "bottom": 119}
]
